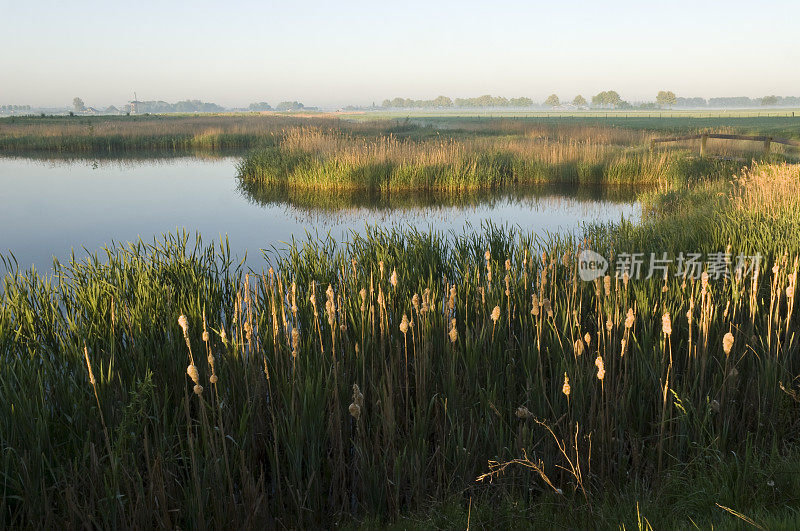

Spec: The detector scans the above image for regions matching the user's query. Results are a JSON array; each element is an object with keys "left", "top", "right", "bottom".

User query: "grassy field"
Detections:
[
  {"left": 2, "top": 160, "right": 800, "bottom": 527},
  {"left": 2, "top": 112, "right": 799, "bottom": 155}
]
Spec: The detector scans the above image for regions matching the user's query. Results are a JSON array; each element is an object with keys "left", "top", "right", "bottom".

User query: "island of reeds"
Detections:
[{"left": 2, "top": 159, "right": 800, "bottom": 527}]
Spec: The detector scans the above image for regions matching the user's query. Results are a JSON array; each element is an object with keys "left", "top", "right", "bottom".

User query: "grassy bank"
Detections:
[
  {"left": 237, "top": 124, "right": 757, "bottom": 191},
  {"left": 2, "top": 163, "right": 799, "bottom": 527}
]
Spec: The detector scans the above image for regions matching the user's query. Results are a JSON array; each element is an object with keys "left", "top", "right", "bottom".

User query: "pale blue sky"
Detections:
[{"left": 3, "top": 0, "right": 798, "bottom": 108}]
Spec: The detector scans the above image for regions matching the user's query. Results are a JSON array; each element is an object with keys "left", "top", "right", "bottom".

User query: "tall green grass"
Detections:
[{"left": 2, "top": 158, "right": 799, "bottom": 527}]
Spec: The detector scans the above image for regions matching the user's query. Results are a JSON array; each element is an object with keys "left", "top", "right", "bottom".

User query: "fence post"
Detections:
[
  {"left": 764, "top": 137, "right": 772, "bottom": 155},
  {"left": 700, "top": 134, "right": 708, "bottom": 157}
]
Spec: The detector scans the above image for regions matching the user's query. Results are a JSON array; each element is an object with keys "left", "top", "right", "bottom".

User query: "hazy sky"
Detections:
[{"left": 3, "top": 0, "right": 799, "bottom": 108}]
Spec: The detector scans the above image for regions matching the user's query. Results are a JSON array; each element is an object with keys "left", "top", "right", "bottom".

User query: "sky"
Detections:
[{"left": 2, "top": 0, "right": 799, "bottom": 108}]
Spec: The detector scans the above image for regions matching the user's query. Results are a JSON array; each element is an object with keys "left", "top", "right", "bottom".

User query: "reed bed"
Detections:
[
  {"left": 238, "top": 125, "right": 744, "bottom": 191},
  {"left": 2, "top": 159, "right": 799, "bottom": 526}
]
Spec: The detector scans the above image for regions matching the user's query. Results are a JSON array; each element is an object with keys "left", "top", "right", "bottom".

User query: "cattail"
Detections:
[
  {"left": 722, "top": 332, "right": 734, "bottom": 355},
  {"left": 623, "top": 271, "right": 630, "bottom": 290},
  {"left": 625, "top": 308, "right": 634, "bottom": 329},
  {"left": 448, "top": 285, "right": 456, "bottom": 310},
  {"left": 399, "top": 314, "right": 409, "bottom": 335},
  {"left": 595, "top": 356, "right": 605, "bottom": 381},
  {"left": 603, "top": 275, "right": 611, "bottom": 297},
  {"left": 531, "top": 294, "right": 540, "bottom": 316},
  {"left": 701, "top": 271, "right": 709, "bottom": 290},
  {"left": 193, "top": 384, "right": 203, "bottom": 395},
  {"left": 574, "top": 338, "right": 585, "bottom": 357},
  {"left": 390, "top": 269, "right": 398, "bottom": 288},
  {"left": 220, "top": 326, "right": 227, "bottom": 345},
  {"left": 378, "top": 260, "right": 385, "bottom": 279},
  {"left": 515, "top": 406, "right": 532, "bottom": 419},
  {"left": 584, "top": 332, "right": 592, "bottom": 348},
  {"left": 449, "top": 325, "right": 458, "bottom": 343},
  {"left": 412, "top": 293, "right": 420, "bottom": 311},
  {"left": 178, "top": 314, "right": 189, "bottom": 335},
  {"left": 348, "top": 402, "right": 361, "bottom": 420},
  {"left": 292, "top": 327, "right": 300, "bottom": 351},
  {"left": 620, "top": 338, "right": 627, "bottom": 356},
  {"left": 360, "top": 288, "right": 368, "bottom": 312},
  {"left": 485, "top": 249, "right": 491, "bottom": 262},
  {"left": 662, "top": 312, "right": 672, "bottom": 336},
  {"left": 543, "top": 299, "right": 553, "bottom": 319},
  {"left": 562, "top": 372, "right": 571, "bottom": 396},
  {"left": 505, "top": 259, "right": 511, "bottom": 271},
  {"left": 491, "top": 305, "right": 501, "bottom": 323},
  {"left": 605, "top": 317, "right": 614, "bottom": 332},
  {"left": 187, "top": 364, "right": 200, "bottom": 385}
]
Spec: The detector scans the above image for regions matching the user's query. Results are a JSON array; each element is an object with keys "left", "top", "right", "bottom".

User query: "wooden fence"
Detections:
[{"left": 650, "top": 133, "right": 800, "bottom": 156}]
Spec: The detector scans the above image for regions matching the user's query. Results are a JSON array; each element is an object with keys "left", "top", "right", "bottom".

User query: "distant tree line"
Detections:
[
  {"left": 674, "top": 96, "right": 800, "bottom": 108},
  {"left": 379, "top": 91, "right": 800, "bottom": 110},
  {"left": 381, "top": 95, "right": 534, "bottom": 109}
]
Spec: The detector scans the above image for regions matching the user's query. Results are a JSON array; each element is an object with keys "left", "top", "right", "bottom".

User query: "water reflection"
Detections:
[
  {"left": 0, "top": 155, "right": 641, "bottom": 272},
  {"left": 237, "top": 178, "right": 642, "bottom": 224}
]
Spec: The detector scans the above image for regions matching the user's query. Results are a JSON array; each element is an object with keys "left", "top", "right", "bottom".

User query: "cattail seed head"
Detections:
[
  {"left": 603, "top": 275, "right": 611, "bottom": 296},
  {"left": 193, "top": 384, "right": 203, "bottom": 395},
  {"left": 662, "top": 313, "right": 672, "bottom": 336},
  {"left": 449, "top": 326, "right": 458, "bottom": 343},
  {"left": 485, "top": 250, "right": 491, "bottom": 262},
  {"left": 210, "top": 375, "right": 218, "bottom": 384},
  {"left": 515, "top": 406, "right": 532, "bottom": 419},
  {"left": 292, "top": 328, "right": 300, "bottom": 351},
  {"left": 562, "top": 373, "right": 571, "bottom": 396},
  {"left": 349, "top": 402, "right": 361, "bottom": 420},
  {"left": 584, "top": 332, "right": 592, "bottom": 347},
  {"left": 574, "top": 338, "right": 585, "bottom": 357},
  {"left": 399, "top": 314, "right": 409, "bottom": 335},
  {"left": 723, "top": 332, "right": 734, "bottom": 355},
  {"left": 505, "top": 259, "right": 511, "bottom": 271},
  {"left": 202, "top": 331, "right": 209, "bottom": 342},
  {"left": 390, "top": 269, "right": 398, "bottom": 288},
  {"left": 625, "top": 308, "right": 635, "bottom": 329},
  {"left": 491, "top": 305, "right": 501, "bottom": 323},
  {"left": 595, "top": 356, "right": 606, "bottom": 380},
  {"left": 178, "top": 314, "right": 189, "bottom": 335},
  {"left": 187, "top": 364, "right": 200, "bottom": 384}
]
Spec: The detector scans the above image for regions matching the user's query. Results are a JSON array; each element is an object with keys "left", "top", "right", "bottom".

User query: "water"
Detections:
[{"left": 0, "top": 155, "right": 640, "bottom": 271}]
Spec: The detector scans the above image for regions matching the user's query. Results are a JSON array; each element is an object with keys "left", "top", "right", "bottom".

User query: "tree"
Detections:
[
  {"left": 544, "top": 94, "right": 560, "bottom": 107},
  {"left": 572, "top": 95, "right": 587, "bottom": 107},
  {"left": 433, "top": 95, "right": 453, "bottom": 108},
  {"left": 509, "top": 97, "right": 533, "bottom": 107},
  {"left": 73, "top": 97, "right": 86, "bottom": 112},
  {"left": 761, "top": 95, "right": 779, "bottom": 106},
  {"left": 592, "top": 90, "right": 622, "bottom": 109},
  {"left": 656, "top": 91, "right": 677, "bottom": 108}
]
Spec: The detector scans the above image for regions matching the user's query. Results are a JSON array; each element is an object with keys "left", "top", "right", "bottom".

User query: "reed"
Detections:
[{"left": 2, "top": 159, "right": 799, "bottom": 526}]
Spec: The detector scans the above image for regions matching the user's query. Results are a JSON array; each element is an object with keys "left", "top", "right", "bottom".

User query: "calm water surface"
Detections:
[{"left": 0, "top": 155, "right": 640, "bottom": 271}]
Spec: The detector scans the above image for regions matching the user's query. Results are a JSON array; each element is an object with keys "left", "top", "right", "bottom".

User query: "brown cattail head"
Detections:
[
  {"left": 723, "top": 332, "right": 734, "bottom": 355},
  {"left": 390, "top": 269, "right": 398, "bottom": 288},
  {"left": 491, "top": 305, "right": 501, "bottom": 323},
  {"left": 584, "top": 332, "right": 592, "bottom": 347},
  {"left": 178, "top": 314, "right": 189, "bottom": 335},
  {"left": 603, "top": 275, "right": 611, "bottom": 297},
  {"left": 662, "top": 312, "right": 672, "bottom": 336},
  {"left": 187, "top": 364, "right": 200, "bottom": 385},
  {"left": 515, "top": 406, "right": 532, "bottom": 419},
  {"left": 399, "top": 314, "right": 409, "bottom": 335},
  {"left": 574, "top": 338, "right": 585, "bottom": 357},
  {"left": 595, "top": 356, "right": 606, "bottom": 381},
  {"left": 625, "top": 308, "right": 635, "bottom": 329},
  {"left": 562, "top": 373, "right": 571, "bottom": 396}
]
